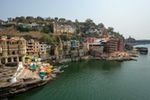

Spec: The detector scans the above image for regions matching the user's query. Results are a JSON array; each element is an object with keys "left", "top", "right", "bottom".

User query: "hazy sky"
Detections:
[{"left": 0, "top": 0, "right": 150, "bottom": 39}]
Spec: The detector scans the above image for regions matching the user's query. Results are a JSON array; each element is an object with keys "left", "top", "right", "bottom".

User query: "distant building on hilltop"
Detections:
[{"left": 51, "top": 21, "right": 76, "bottom": 36}]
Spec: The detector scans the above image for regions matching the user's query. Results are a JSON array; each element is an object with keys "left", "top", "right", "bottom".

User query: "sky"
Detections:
[{"left": 0, "top": 0, "right": 150, "bottom": 40}]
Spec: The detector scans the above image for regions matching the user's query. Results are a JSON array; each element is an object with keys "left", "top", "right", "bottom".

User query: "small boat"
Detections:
[
  {"left": 53, "top": 68, "right": 62, "bottom": 74},
  {"left": 136, "top": 47, "right": 148, "bottom": 55}
]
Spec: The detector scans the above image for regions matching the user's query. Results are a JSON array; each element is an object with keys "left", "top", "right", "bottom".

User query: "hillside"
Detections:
[{"left": 0, "top": 27, "right": 44, "bottom": 39}]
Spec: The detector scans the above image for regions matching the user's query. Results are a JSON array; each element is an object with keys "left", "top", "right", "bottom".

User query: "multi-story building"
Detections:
[
  {"left": 39, "top": 42, "right": 51, "bottom": 55},
  {"left": 89, "top": 42, "right": 104, "bottom": 56},
  {"left": 0, "top": 36, "right": 54, "bottom": 66},
  {"left": 26, "top": 40, "right": 51, "bottom": 57},
  {"left": 106, "top": 37, "right": 124, "bottom": 53},
  {"left": 86, "top": 27, "right": 124, "bottom": 54},
  {"left": 26, "top": 39, "right": 40, "bottom": 57},
  {"left": 0, "top": 36, "right": 26, "bottom": 65}
]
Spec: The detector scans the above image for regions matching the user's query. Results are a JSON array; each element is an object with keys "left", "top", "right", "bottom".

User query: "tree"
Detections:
[
  {"left": 75, "top": 19, "right": 80, "bottom": 34},
  {"left": 107, "top": 27, "right": 114, "bottom": 34},
  {"left": 85, "top": 18, "right": 94, "bottom": 24},
  {"left": 41, "top": 26, "right": 51, "bottom": 33},
  {"left": 66, "top": 20, "right": 72, "bottom": 24},
  {"left": 39, "top": 34, "right": 53, "bottom": 44},
  {"left": 26, "top": 16, "right": 35, "bottom": 23},
  {"left": 36, "top": 16, "right": 44, "bottom": 24},
  {"left": 8, "top": 18, "right": 12, "bottom": 22},
  {"left": 59, "top": 18, "right": 66, "bottom": 22},
  {"left": 16, "top": 24, "right": 32, "bottom": 32},
  {"left": 41, "top": 24, "right": 54, "bottom": 34},
  {"left": 83, "top": 19, "right": 96, "bottom": 34},
  {"left": 98, "top": 23, "right": 104, "bottom": 28},
  {"left": 37, "top": 16, "right": 44, "bottom": 21},
  {"left": 16, "top": 16, "right": 26, "bottom": 23},
  {"left": 54, "top": 17, "right": 58, "bottom": 21},
  {"left": 45, "top": 17, "right": 51, "bottom": 21},
  {"left": 75, "top": 19, "right": 79, "bottom": 23},
  {"left": 112, "top": 32, "right": 124, "bottom": 39},
  {"left": 60, "top": 34, "right": 69, "bottom": 41}
]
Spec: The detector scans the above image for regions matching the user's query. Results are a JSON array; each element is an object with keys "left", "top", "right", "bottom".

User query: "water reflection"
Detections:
[{"left": 65, "top": 60, "right": 122, "bottom": 73}]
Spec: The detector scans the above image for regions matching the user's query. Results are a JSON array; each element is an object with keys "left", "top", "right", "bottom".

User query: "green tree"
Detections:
[
  {"left": 39, "top": 34, "right": 53, "bottom": 44},
  {"left": 60, "top": 34, "right": 69, "bottom": 41},
  {"left": 15, "top": 16, "right": 26, "bottom": 23},
  {"left": 98, "top": 23, "right": 104, "bottom": 28},
  {"left": 54, "top": 17, "right": 58, "bottom": 21},
  {"left": 107, "top": 27, "right": 114, "bottom": 32},
  {"left": 39, "top": 34, "right": 59, "bottom": 45},
  {"left": 41, "top": 26, "right": 51, "bottom": 33},
  {"left": 59, "top": 18, "right": 66, "bottom": 22},
  {"left": 26, "top": 16, "right": 35, "bottom": 23}
]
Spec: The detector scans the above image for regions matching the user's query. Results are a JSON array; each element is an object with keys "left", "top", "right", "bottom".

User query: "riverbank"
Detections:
[
  {"left": 58, "top": 52, "right": 138, "bottom": 64},
  {"left": 0, "top": 66, "right": 60, "bottom": 100},
  {"left": 0, "top": 50, "right": 138, "bottom": 99},
  {"left": 0, "top": 76, "right": 50, "bottom": 99},
  {"left": 0, "top": 60, "right": 62, "bottom": 100}
]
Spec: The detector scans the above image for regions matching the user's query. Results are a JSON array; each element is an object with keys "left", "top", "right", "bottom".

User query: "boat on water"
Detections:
[{"left": 135, "top": 47, "right": 148, "bottom": 55}]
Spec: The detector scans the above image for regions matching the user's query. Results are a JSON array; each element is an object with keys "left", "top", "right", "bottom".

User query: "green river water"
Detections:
[{"left": 13, "top": 45, "right": 150, "bottom": 100}]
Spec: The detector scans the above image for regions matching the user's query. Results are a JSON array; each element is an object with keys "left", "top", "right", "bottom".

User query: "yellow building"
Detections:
[{"left": 0, "top": 36, "right": 26, "bottom": 65}]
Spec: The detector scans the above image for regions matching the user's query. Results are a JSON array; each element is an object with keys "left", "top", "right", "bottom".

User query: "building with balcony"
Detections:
[
  {"left": 106, "top": 37, "right": 124, "bottom": 53},
  {"left": 26, "top": 40, "right": 51, "bottom": 58},
  {"left": 39, "top": 42, "right": 51, "bottom": 56},
  {"left": 0, "top": 36, "right": 26, "bottom": 66},
  {"left": 26, "top": 39, "right": 40, "bottom": 57}
]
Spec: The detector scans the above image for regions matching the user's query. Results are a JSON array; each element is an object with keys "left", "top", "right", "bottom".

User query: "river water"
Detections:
[{"left": 13, "top": 45, "right": 150, "bottom": 100}]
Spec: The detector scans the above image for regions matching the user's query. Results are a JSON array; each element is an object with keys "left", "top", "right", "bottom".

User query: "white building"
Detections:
[{"left": 39, "top": 43, "right": 51, "bottom": 56}]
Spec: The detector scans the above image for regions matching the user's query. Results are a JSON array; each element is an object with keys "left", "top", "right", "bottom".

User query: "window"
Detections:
[
  {"left": 8, "top": 58, "right": 11, "bottom": 62},
  {"left": 14, "top": 57, "right": 17, "bottom": 62},
  {"left": 1, "top": 58, "right": 5, "bottom": 64},
  {"left": 19, "top": 57, "right": 22, "bottom": 61},
  {"left": 12, "top": 51, "right": 15, "bottom": 55}
]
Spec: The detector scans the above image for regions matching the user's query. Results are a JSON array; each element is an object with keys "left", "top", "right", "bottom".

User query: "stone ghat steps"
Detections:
[
  {"left": 0, "top": 67, "right": 16, "bottom": 86},
  {"left": 0, "top": 77, "right": 51, "bottom": 99}
]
